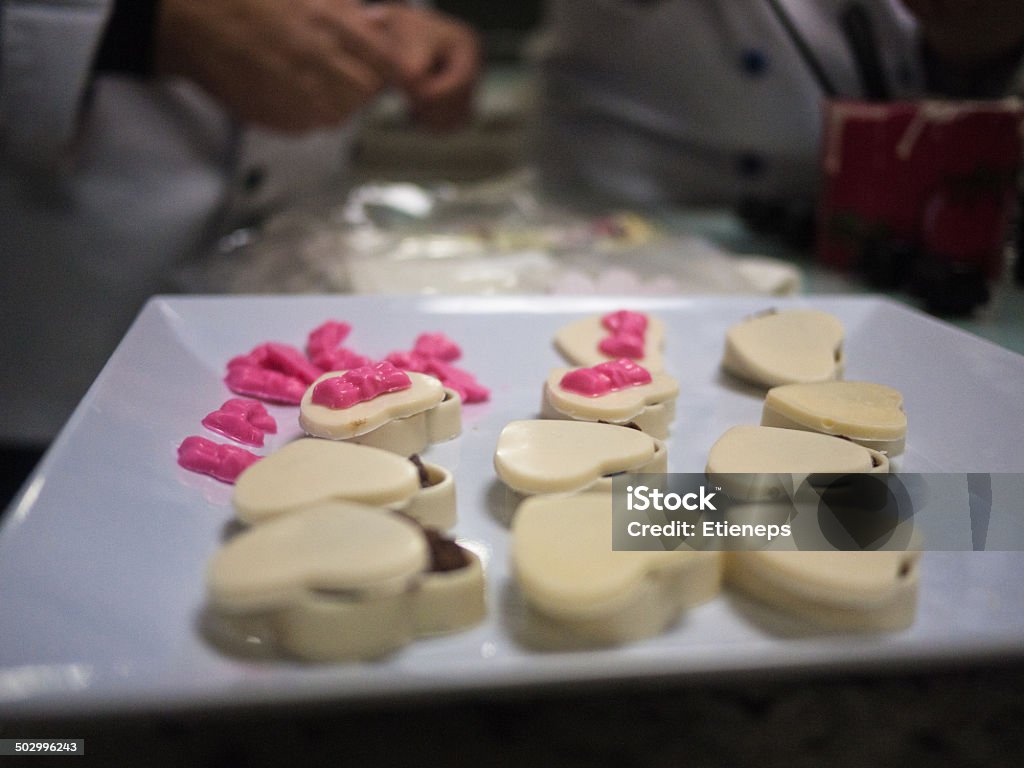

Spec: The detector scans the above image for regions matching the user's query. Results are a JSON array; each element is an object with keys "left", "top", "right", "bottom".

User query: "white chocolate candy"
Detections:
[
  {"left": 554, "top": 313, "right": 666, "bottom": 372},
  {"left": 233, "top": 438, "right": 456, "bottom": 529},
  {"left": 494, "top": 420, "right": 667, "bottom": 496},
  {"left": 209, "top": 503, "right": 428, "bottom": 614},
  {"left": 299, "top": 371, "right": 461, "bottom": 455},
  {"left": 541, "top": 367, "right": 679, "bottom": 439},
  {"left": 511, "top": 493, "right": 722, "bottom": 646},
  {"left": 206, "top": 503, "right": 484, "bottom": 661},
  {"left": 762, "top": 381, "right": 907, "bottom": 456},
  {"left": 706, "top": 425, "right": 888, "bottom": 501},
  {"left": 722, "top": 309, "right": 845, "bottom": 388},
  {"left": 726, "top": 549, "right": 921, "bottom": 631},
  {"left": 706, "top": 423, "right": 918, "bottom": 631}
]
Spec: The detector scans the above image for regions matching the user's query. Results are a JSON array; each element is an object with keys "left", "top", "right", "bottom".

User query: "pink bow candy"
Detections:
[
  {"left": 225, "top": 342, "right": 323, "bottom": 404},
  {"left": 385, "top": 331, "right": 490, "bottom": 404},
  {"left": 384, "top": 351, "right": 489, "bottom": 404},
  {"left": 412, "top": 332, "right": 462, "bottom": 362},
  {"left": 225, "top": 365, "right": 309, "bottom": 405},
  {"left": 201, "top": 398, "right": 277, "bottom": 446},
  {"left": 306, "top": 320, "right": 371, "bottom": 371},
  {"left": 311, "top": 361, "right": 412, "bottom": 409},
  {"left": 598, "top": 310, "right": 648, "bottom": 359},
  {"left": 177, "top": 436, "right": 261, "bottom": 484},
  {"left": 559, "top": 358, "right": 653, "bottom": 397}
]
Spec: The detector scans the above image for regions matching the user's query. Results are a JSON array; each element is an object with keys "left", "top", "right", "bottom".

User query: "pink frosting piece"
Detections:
[
  {"left": 384, "top": 350, "right": 490, "bottom": 404},
  {"left": 307, "top": 320, "right": 352, "bottom": 358},
  {"left": 201, "top": 398, "right": 277, "bottom": 446},
  {"left": 228, "top": 343, "right": 321, "bottom": 384},
  {"left": 227, "top": 398, "right": 277, "bottom": 433},
  {"left": 602, "top": 309, "right": 648, "bottom": 335},
  {"left": 312, "top": 346, "right": 372, "bottom": 373},
  {"left": 226, "top": 342, "right": 324, "bottom": 404},
  {"left": 598, "top": 310, "right": 648, "bottom": 359},
  {"left": 260, "top": 342, "right": 322, "bottom": 384},
  {"left": 413, "top": 332, "right": 461, "bottom": 362},
  {"left": 311, "top": 361, "right": 412, "bottom": 409},
  {"left": 424, "top": 360, "right": 490, "bottom": 404},
  {"left": 225, "top": 365, "right": 308, "bottom": 405},
  {"left": 177, "top": 436, "right": 261, "bottom": 484},
  {"left": 306, "top": 321, "right": 371, "bottom": 371},
  {"left": 385, "top": 350, "right": 429, "bottom": 372},
  {"left": 559, "top": 358, "right": 653, "bottom": 397}
]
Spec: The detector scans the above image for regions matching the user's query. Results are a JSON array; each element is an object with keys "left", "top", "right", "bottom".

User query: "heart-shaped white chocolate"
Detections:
[
  {"left": 554, "top": 313, "right": 666, "bottom": 372},
  {"left": 706, "top": 425, "right": 888, "bottom": 501},
  {"left": 299, "top": 371, "right": 445, "bottom": 440},
  {"left": 542, "top": 367, "right": 679, "bottom": 439},
  {"left": 206, "top": 503, "right": 484, "bottom": 660},
  {"left": 233, "top": 438, "right": 455, "bottom": 527},
  {"left": 494, "top": 420, "right": 666, "bottom": 495},
  {"left": 762, "top": 381, "right": 907, "bottom": 455},
  {"left": 208, "top": 503, "right": 429, "bottom": 614},
  {"left": 722, "top": 309, "right": 844, "bottom": 387},
  {"left": 726, "top": 549, "right": 921, "bottom": 630},
  {"left": 512, "top": 493, "right": 721, "bottom": 640}
]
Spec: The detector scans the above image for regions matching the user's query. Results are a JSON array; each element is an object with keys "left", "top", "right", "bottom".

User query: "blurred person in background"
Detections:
[
  {"left": 0, "top": 0, "right": 480, "bottom": 500},
  {"left": 530, "top": 0, "right": 1024, "bottom": 206}
]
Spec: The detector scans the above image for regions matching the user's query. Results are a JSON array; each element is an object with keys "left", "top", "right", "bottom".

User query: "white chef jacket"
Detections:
[
  {"left": 531, "top": 0, "right": 926, "bottom": 205},
  {"left": 0, "top": 1, "right": 357, "bottom": 444}
]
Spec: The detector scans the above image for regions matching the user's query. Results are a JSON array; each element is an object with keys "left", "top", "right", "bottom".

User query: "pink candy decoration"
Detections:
[
  {"left": 307, "top": 320, "right": 351, "bottom": 357},
  {"left": 306, "top": 321, "right": 371, "bottom": 371},
  {"left": 226, "top": 342, "right": 324, "bottom": 404},
  {"left": 598, "top": 310, "right": 648, "bottom": 359},
  {"left": 182, "top": 321, "right": 490, "bottom": 492},
  {"left": 384, "top": 348, "right": 490, "bottom": 404},
  {"left": 413, "top": 332, "right": 461, "bottom": 362},
  {"left": 201, "top": 398, "right": 277, "bottom": 447},
  {"left": 228, "top": 342, "right": 321, "bottom": 384},
  {"left": 262, "top": 343, "right": 323, "bottom": 383},
  {"left": 311, "top": 361, "right": 412, "bottom": 409},
  {"left": 560, "top": 358, "right": 653, "bottom": 397},
  {"left": 225, "top": 365, "right": 308, "bottom": 405},
  {"left": 385, "top": 350, "right": 427, "bottom": 372},
  {"left": 602, "top": 309, "right": 648, "bottom": 335},
  {"left": 425, "top": 360, "right": 490, "bottom": 404},
  {"left": 314, "top": 346, "right": 372, "bottom": 373},
  {"left": 384, "top": 330, "right": 489, "bottom": 404},
  {"left": 177, "top": 436, "right": 261, "bottom": 484}
]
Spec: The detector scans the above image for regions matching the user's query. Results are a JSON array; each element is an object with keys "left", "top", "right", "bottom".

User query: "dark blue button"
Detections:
[
  {"left": 736, "top": 153, "right": 764, "bottom": 178},
  {"left": 242, "top": 166, "right": 266, "bottom": 193},
  {"left": 740, "top": 48, "right": 769, "bottom": 76}
]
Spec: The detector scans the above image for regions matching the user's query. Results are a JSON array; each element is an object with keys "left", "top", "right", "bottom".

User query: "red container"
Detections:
[{"left": 818, "top": 99, "right": 1023, "bottom": 280}]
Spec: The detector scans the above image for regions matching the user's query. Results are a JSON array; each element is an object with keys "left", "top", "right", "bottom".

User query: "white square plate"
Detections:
[{"left": 2, "top": 295, "right": 1023, "bottom": 717}]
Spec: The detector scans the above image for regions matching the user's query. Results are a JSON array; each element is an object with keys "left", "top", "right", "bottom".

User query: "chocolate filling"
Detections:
[
  {"left": 424, "top": 529, "right": 469, "bottom": 572},
  {"left": 408, "top": 454, "right": 430, "bottom": 487}
]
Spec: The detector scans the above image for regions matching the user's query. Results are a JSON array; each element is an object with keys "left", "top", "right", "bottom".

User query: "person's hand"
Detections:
[
  {"left": 155, "top": 0, "right": 395, "bottom": 133},
  {"left": 368, "top": 4, "right": 481, "bottom": 132},
  {"left": 899, "top": 0, "right": 1024, "bottom": 68}
]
